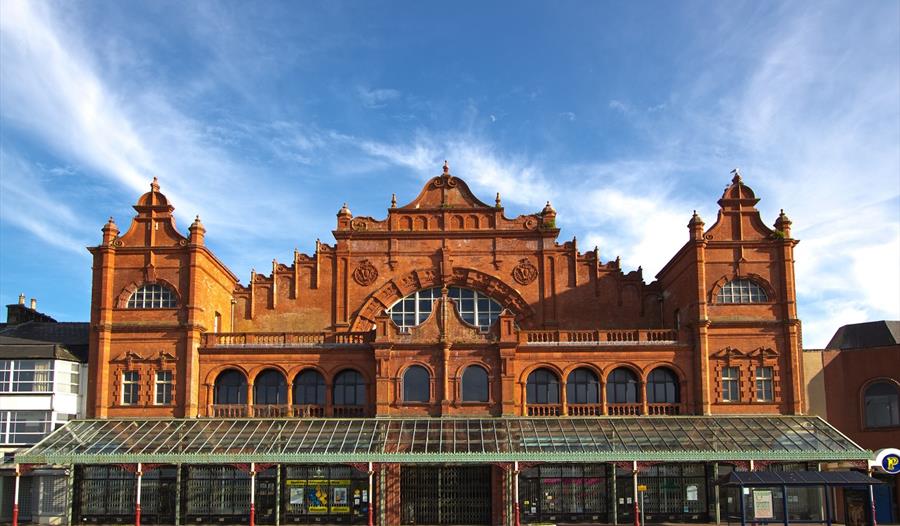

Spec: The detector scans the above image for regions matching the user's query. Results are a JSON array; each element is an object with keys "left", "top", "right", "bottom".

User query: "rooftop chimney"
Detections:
[
  {"left": 6, "top": 294, "right": 56, "bottom": 325},
  {"left": 30, "top": 298, "right": 37, "bottom": 310},
  {"left": 18, "top": 293, "right": 25, "bottom": 305}
]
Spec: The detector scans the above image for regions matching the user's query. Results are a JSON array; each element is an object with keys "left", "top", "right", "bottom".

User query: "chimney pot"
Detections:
[
  {"left": 18, "top": 293, "right": 25, "bottom": 305},
  {"left": 30, "top": 298, "right": 36, "bottom": 310}
]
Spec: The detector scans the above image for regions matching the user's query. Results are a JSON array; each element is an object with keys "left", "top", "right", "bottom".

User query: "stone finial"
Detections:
[
  {"left": 391, "top": 193, "right": 397, "bottom": 208},
  {"left": 542, "top": 201, "right": 556, "bottom": 215},
  {"left": 688, "top": 210, "right": 705, "bottom": 240},
  {"left": 730, "top": 168, "right": 741, "bottom": 184},
  {"left": 102, "top": 216, "right": 120, "bottom": 244},
  {"left": 774, "top": 208, "right": 792, "bottom": 238},
  {"left": 189, "top": 215, "right": 206, "bottom": 245},
  {"left": 150, "top": 176, "right": 160, "bottom": 192},
  {"left": 443, "top": 160, "right": 450, "bottom": 174},
  {"left": 495, "top": 192, "right": 502, "bottom": 207}
]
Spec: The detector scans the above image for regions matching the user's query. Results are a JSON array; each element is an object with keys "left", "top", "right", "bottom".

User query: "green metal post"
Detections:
[
  {"left": 65, "top": 465, "right": 75, "bottom": 526},
  {"left": 174, "top": 464, "right": 182, "bottom": 526}
]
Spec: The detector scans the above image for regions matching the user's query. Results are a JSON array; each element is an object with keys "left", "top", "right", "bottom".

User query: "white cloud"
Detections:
[{"left": 356, "top": 86, "right": 401, "bottom": 109}]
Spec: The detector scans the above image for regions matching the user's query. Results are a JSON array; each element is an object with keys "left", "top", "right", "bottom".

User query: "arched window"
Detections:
[
  {"left": 646, "top": 367, "right": 680, "bottom": 404},
  {"left": 526, "top": 368, "right": 560, "bottom": 405},
  {"left": 293, "top": 370, "right": 325, "bottom": 406},
  {"left": 402, "top": 365, "right": 430, "bottom": 403},
  {"left": 253, "top": 369, "right": 287, "bottom": 405},
  {"left": 126, "top": 283, "right": 177, "bottom": 308},
  {"left": 462, "top": 365, "right": 489, "bottom": 402},
  {"left": 864, "top": 381, "right": 900, "bottom": 428},
  {"left": 214, "top": 370, "right": 247, "bottom": 405},
  {"left": 607, "top": 368, "right": 639, "bottom": 404},
  {"left": 386, "top": 287, "right": 502, "bottom": 330},
  {"left": 716, "top": 279, "right": 769, "bottom": 304},
  {"left": 334, "top": 370, "right": 365, "bottom": 406},
  {"left": 566, "top": 368, "right": 600, "bottom": 404}
]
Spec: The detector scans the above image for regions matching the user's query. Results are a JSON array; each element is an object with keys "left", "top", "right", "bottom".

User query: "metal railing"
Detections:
[{"left": 521, "top": 329, "right": 678, "bottom": 345}]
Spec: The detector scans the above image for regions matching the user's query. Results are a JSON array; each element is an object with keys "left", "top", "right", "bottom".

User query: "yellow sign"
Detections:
[{"left": 637, "top": 484, "right": 648, "bottom": 492}]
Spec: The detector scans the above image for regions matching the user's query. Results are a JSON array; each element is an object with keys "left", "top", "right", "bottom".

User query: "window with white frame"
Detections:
[
  {"left": 0, "top": 359, "right": 54, "bottom": 392},
  {"left": 57, "top": 361, "right": 80, "bottom": 394},
  {"left": 721, "top": 366, "right": 740, "bottom": 402},
  {"left": 755, "top": 366, "right": 774, "bottom": 402},
  {"left": 0, "top": 410, "right": 52, "bottom": 445},
  {"left": 126, "top": 283, "right": 177, "bottom": 309},
  {"left": 122, "top": 371, "right": 140, "bottom": 405},
  {"left": 387, "top": 287, "right": 503, "bottom": 330},
  {"left": 155, "top": 370, "right": 173, "bottom": 405},
  {"left": 716, "top": 279, "right": 769, "bottom": 304}
]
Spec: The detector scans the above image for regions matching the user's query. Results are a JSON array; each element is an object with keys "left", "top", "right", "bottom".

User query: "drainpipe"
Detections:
[
  {"left": 368, "top": 462, "right": 374, "bottom": 526},
  {"left": 250, "top": 463, "right": 256, "bottom": 526},
  {"left": 633, "top": 461, "right": 640, "bottom": 526},
  {"left": 136, "top": 463, "right": 143, "bottom": 526},
  {"left": 12, "top": 464, "right": 20, "bottom": 526},
  {"left": 513, "top": 461, "right": 521, "bottom": 526}
]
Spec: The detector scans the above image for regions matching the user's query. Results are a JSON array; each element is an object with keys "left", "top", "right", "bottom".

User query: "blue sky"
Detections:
[{"left": 1, "top": 1, "right": 898, "bottom": 347}]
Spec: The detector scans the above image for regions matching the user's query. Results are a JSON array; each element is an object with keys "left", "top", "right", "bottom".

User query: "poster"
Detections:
[
  {"left": 289, "top": 487, "right": 305, "bottom": 505},
  {"left": 686, "top": 485, "right": 698, "bottom": 501},
  {"left": 753, "top": 490, "right": 774, "bottom": 519},
  {"left": 308, "top": 485, "right": 328, "bottom": 513},
  {"left": 332, "top": 486, "right": 350, "bottom": 513}
]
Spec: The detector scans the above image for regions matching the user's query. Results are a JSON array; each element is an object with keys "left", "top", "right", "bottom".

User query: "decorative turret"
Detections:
[
  {"left": 688, "top": 210, "right": 705, "bottom": 240},
  {"left": 540, "top": 201, "right": 557, "bottom": 228},
  {"left": 336, "top": 203, "right": 353, "bottom": 230},
  {"left": 774, "top": 209, "right": 792, "bottom": 238},
  {"left": 101, "top": 216, "right": 119, "bottom": 245},
  {"left": 717, "top": 168, "right": 760, "bottom": 211},
  {"left": 189, "top": 215, "right": 206, "bottom": 245},
  {"left": 134, "top": 177, "right": 174, "bottom": 216}
]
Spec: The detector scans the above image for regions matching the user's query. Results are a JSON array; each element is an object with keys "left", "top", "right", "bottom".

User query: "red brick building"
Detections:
[{"left": 15, "top": 164, "right": 872, "bottom": 526}]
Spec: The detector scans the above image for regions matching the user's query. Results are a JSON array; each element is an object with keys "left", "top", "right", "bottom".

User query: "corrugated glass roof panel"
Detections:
[{"left": 16, "top": 416, "right": 869, "bottom": 465}]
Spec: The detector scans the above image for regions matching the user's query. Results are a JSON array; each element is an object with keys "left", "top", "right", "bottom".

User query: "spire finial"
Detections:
[
  {"left": 730, "top": 168, "right": 741, "bottom": 183},
  {"left": 495, "top": 192, "right": 501, "bottom": 207},
  {"left": 150, "top": 176, "right": 160, "bottom": 192},
  {"left": 391, "top": 193, "right": 397, "bottom": 208},
  {"left": 443, "top": 160, "right": 449, "bottom": 174}
]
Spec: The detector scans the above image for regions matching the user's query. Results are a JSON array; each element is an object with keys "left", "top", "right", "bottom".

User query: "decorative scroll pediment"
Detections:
[{"left": 711, "top": 347, "right": 746, "bottom": 360}]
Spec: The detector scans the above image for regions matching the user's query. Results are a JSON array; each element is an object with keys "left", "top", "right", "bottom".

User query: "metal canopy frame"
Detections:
[{"left": 17, "top": 415, "right": 869, "bottom": 465}]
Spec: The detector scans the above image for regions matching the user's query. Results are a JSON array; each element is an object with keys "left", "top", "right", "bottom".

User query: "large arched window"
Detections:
[
  {"left": 402, "top": 365, "right": 430, "bottom": 403},
  {"left": 716, "top": 278, "right": 769, "bottom": 304},
  {"left": 214, "top": 370, "right": 247, "bottom": 405},
  {"left": 526, "top": 368, "right": 560, "bottom": 405},
  {"left": 253, "top": 369, "right": 287, "bottom": 405},
  {"left": 293, "top": 370, "right": 325, "bottom": 405},
  {"left": 334, "top": 370, "right": 366, "bottom": 406},
  {"left": 566, "top": 368, "right": 600, "bottom": 404},
  {"left": 126, "top": 283, "right": 177, "bottom": 309},
  {"left": 864, "top": 381, "right": 900, "bottom": 428},
  {"left": 607, "top": 368, "right": 639, "bottom": 404},
  {"left": 387, "top": 287, "right": 502, "bottom": 330},
  {"left": 462, "top": 365, "right": 489, "bottom": 402},
  {"left": 646, "top": 367, "right": 680, "bottom": 404}
]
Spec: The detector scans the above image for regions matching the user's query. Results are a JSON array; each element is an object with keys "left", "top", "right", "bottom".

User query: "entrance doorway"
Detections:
[{"left": 401, "top": 465, "right": 491, "bottom": 525}]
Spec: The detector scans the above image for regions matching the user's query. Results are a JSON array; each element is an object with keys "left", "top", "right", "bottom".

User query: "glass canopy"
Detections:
[{"left": 17, "top": 416, "right": 868, "bottom": 465}]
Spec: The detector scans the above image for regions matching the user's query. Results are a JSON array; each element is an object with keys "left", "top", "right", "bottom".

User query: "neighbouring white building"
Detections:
[{"left": 0, "top": 296, "right": 88, "bottom": 524}]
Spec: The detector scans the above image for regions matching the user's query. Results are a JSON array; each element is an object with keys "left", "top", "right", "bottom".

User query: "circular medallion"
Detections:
[
  {"left": 511, "top": 258, "right": 538, "bottom": 285},
  {"left": 353, "top": 259, "right": 379, "bottom": 286}
]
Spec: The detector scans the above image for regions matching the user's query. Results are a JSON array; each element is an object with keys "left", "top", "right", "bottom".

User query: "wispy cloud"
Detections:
[{"left": 356, "top": 86, "right": 401, "bottom": 109}]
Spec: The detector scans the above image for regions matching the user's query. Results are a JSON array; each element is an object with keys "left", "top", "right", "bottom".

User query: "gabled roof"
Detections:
[
  {"left": 0, "top": 322, "right": 89, "bottom": 361},
  {"left": 825, "top": 320, "right": 900, "bottom": 350},
  {"left": 0, "top": 335, "right": 83, "bottom": 362}
]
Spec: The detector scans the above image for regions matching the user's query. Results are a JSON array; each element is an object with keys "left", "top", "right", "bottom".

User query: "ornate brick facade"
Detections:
[{"left": 86, "top": 164, "right": 804, "bottom": 420}]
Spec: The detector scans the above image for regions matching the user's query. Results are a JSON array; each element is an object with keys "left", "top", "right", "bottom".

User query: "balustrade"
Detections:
[
  {"left": 526, "top": 404, "right": 562, "bottom": 416},
  {"left": 210, "top": 404, "right": 249, "bottom": 418},
  {"left": 333, "top": 405, "right": 366, "bottom": 418},
  {"left": 291, "top": 404, "right": 325, "bottom": 417},
  {"left": 566, "top": 403, "right": 603, "bottom": 416},
  {"left": 203, "top": 331, "right": 374, "bottom": 348},
  {"left": 647, "top": 403, "right": 682, "bottom": 415},
  {"left": 520, "top": 328, "right": 678, "bottom": 345},
  {"left": 606, "top": 403, "right": 643, "bottom": 416}
]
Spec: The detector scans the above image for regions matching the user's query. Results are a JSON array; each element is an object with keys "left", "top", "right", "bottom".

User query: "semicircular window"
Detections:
[
  {"left": 387, "top": 287, "right": 502, "bottom": 330},
  {"left": 716, "top": 278, "right": 769, "bottom": 304},
  {"left": 127, "top": 283, "right": 177, "bottom": 309}
]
